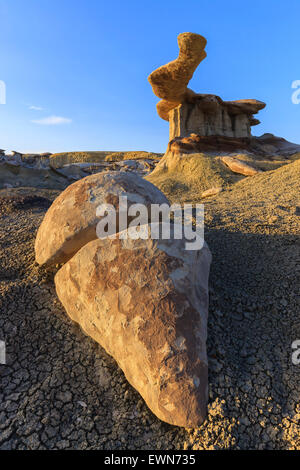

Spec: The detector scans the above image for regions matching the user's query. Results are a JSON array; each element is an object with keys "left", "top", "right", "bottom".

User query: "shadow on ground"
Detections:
[{"left": 0, "top": 192, "right": 299, "bottom": 449}]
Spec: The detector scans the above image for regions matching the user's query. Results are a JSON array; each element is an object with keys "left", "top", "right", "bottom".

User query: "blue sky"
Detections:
[{"left": 0, "top": 0, "right": 299, "bottom": 153}]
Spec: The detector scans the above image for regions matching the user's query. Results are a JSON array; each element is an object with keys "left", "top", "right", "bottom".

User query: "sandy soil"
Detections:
[{"left": 0, "top": 161, "right": 299, "bottom": 450}]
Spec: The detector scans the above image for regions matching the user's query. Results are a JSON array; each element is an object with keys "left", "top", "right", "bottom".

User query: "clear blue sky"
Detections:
[{"left": 0, "top": 0, "right": 299, "bottom": 153}]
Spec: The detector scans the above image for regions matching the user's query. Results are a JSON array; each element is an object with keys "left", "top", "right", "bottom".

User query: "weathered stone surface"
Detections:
[
  {"left": 55, "top": 223, "right": 212, "bottom": 427},
  {"left": 148, "top": 32, "right": 266, "bottom": 139},
  {"left": 0, "top": 162, "right": 69, "bottom": 190},
  {"left": 220, "top": 156, "right": 262, "bottom": 176},
  {"left": 167, "top": 134, "right": 254, "bottom": 155},
  {"left": 168, "top": 97, "right": 266, "bottom": 140},
  {"left": 148, "top": 33, "right": 207, "bottom": 106},
  {"left": 163, "top": 133, "right": 300, "bottom": 157},
  {"left": 255, "top": 133, "right": 300, "bottom": 156},
  {"left": 35, "top": 172, "right": 169, "bottom": 266}
]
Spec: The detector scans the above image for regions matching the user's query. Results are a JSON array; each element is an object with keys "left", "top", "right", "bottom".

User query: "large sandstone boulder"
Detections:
[
  {"left": 55, "top": 223, "right": 212, "bottom": 427},
  {"left": 35, "top": 172, "right": 169, "bottom": 266}
]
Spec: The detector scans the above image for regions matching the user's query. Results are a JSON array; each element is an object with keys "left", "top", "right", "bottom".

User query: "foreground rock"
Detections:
[
  {"left": 35, "top": 172, "right": 169, "bottom": 266},
  {"left": 55, "top": 224, "right": 212, "bottom": 427}
]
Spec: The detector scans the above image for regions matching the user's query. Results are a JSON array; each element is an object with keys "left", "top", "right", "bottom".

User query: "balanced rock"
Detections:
[
  {"left": 148, "top": 33, "right": 207, "bottom": 120},
  {"left": 55, "top": 223, "right": 212, "bottom": 427},
  {"left": 148, "top": 32, "right": 266, "bottom": 140},
  {"left": 35, "top": 172, "right": 169, "bottom": 266}
]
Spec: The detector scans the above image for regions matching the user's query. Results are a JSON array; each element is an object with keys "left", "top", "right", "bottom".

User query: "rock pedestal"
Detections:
[
  {"left": 148, "top": 33, "right": 266, "bottom": 140},
  {"left": 169, "top": 96, "right": 265, "bottom": 140}
]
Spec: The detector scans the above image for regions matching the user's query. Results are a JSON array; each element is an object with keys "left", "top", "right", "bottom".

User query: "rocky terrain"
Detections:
[
  {"left": 0, "top": 30, "right": 299, "bottom": 451},
  {"left": 0, "top": 150, "right": 161, "bottom": 191},
  {"left": 0, "top": 156, "right": 299, "bottom": 449}
]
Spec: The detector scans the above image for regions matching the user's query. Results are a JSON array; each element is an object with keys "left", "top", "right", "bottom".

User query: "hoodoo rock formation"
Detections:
[{"left": 148, "top": 33, "right": 266, "bottom": 140}]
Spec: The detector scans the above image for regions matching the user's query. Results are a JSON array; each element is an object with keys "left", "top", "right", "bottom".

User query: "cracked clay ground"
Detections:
[{"left": 0, "top": 172, "right": 299, "bottom": 449}]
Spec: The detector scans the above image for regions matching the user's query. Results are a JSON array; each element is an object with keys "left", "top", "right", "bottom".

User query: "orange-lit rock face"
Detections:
[
  {"left": 148, "top": 32, "right": 266, "bottom": 139},
  {"left": 55, "top": 226, "right": 212, "bottom": 427},
  {"left": 163, "top": 133, "right": 300, "bottom": 157},
  {"left": 148, "top": 33, "right": 207, "bottom": 106}
]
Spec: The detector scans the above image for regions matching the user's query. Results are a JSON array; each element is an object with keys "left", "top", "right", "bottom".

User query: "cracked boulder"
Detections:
[
  {"left": 34, "top": 171, "right": 169, "bottom": 266},
  {"left": 54, "top": 223, "right": 212, "bottom": 427}
]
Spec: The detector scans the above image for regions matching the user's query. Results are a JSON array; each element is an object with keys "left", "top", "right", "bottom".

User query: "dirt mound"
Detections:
[
  {"left": 147, "top": 151, "right": 242, "bottom": 203},
  {"left": 146, "top": 135, "right": 300, "bottom": 203}
]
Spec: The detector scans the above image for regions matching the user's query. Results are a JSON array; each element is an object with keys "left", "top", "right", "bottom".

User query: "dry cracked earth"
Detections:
[{"left": 0, "top": 174, "right": 299, "bottom": 450}]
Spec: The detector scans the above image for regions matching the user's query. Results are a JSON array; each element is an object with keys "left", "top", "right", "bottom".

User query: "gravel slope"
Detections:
[{"left": 0, "top": 161, "right": 299, "bottom": 450}]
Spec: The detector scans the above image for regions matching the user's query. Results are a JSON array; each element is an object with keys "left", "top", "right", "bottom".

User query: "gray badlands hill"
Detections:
[{"left": 0, "top": 151, "right": 163, "bottom": 190}]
